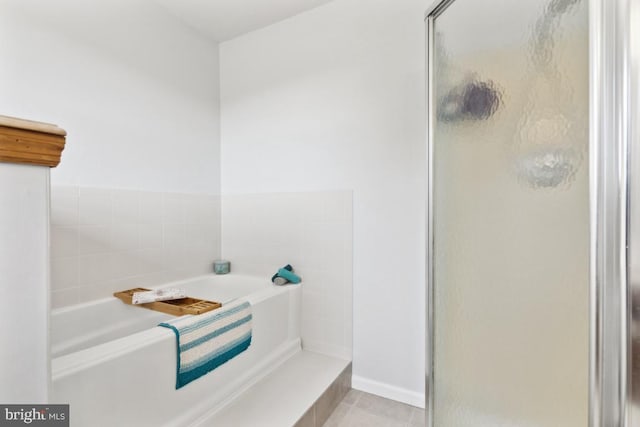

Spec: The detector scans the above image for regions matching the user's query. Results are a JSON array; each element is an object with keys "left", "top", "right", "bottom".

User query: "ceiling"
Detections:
[{"left": 152, "top": 0, "right": 337, "bottom": 42}]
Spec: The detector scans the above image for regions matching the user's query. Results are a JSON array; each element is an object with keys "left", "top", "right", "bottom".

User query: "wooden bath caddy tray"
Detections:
[{"left": 113, "top": 288, "right": 221, "bottom": 316}]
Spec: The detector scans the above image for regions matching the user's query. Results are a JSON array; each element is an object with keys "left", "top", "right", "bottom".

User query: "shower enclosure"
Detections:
[{"left": 425, "top": 0, "right": 639, "bottom": 425}]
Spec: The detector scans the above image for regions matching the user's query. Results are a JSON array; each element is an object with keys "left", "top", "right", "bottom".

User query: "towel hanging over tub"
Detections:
[{"left": 159, "top": 300, "right": 252, "bottom": 389}]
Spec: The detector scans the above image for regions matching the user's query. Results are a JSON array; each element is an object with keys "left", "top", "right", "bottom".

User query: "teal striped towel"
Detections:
[{"left": 158, "top": 300, "right": 252, "bottom": 389}]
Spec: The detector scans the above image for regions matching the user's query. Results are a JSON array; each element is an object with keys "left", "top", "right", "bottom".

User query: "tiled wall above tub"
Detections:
[
  {"left": 222, "top": 191, "right": 353, "bottom": 360},
  {"left": 50, "top": 186, "right": 221, "bottom": 308}
]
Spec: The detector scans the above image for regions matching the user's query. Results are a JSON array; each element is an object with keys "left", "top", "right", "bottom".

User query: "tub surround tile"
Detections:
[
  {"left": 78, "top": 189, "right": 112, "bottom": 226},
  {"left": 109, "top": 223, "right": 140, "bottom": 252},
  {"left": 51, "top": 186, "right": 351, "bottom": 371},
  {"left": 139, "top": 223, "right": 163, "bottom": 249},
  {"left": 302, "top": 316, "right": 350, "bottom": 361},
  {"left": 111, "top": 190, "right": 141, "bottom": 224},
  {"left": 51, "top": 192, "right": 78, "bottom": 227},
  {"left": 50, "top": 186, "right": 222, "bottom": 309},
  {"left": 51, "top": 257, "right": 79, "bottom": 291},
  {"left": 51, "top": 185, "right": 79, "bottom": 199},
  {"left": 163, "top": 223, "right": 188, "bottom": 250},
  {"left": 138, "top": 192, "right": 164, "bottom": 224},
  {"left": 137, "top": 248, "right": 164, "bottom": 275},
  {"left": 51, "top": 226, "right": 79, "bottom": 258},
  {"left": 162, "top": 193, "right": 188, "bottom": 224},
  {"left": 73, "top": 285, "right": 108, "bottom": 303},
  {"left": 78, "top": 254, "right": 114, "bottom": 285},
  {"left": 222, "top": 191, "right": 353, "bottom": 360},
  {"left": 109, "top": 251, "right": 142, "bottom": 279},
  {"left": 77, "top": 225, "right": 111, "bottom": 255},
  {"left": 51, "top": 288, "right": 80, "bottom": 308}
]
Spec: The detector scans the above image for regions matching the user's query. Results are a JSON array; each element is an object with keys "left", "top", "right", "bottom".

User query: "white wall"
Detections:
[
  {"left": 220, "top": 0, "right": 427, "bottom": 405},
  {"left": 0, "top": 0, "right": 221, "bottom": 194}
]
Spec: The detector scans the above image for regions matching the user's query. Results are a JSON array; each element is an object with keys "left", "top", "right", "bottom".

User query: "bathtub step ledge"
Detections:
[
  {"left": 165, "top": 338, "right": 302, "bottom": 427},
  {"left": 190, "top": 350, "right": 351, "bottom": 427}
]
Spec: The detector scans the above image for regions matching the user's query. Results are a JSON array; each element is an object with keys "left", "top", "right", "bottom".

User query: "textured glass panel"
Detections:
[{"left": 432, "top": 0, "right": 589, "bottom": 426}]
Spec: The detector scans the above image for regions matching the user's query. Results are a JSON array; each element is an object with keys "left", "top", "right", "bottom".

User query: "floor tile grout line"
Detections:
[{"left": 323, "top": 389, "right": 426, "bottom": 427}]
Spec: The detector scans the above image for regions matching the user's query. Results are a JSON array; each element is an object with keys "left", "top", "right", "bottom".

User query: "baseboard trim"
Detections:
[{"left": 351, "top": 375, "right": 425, "bottom": 408}]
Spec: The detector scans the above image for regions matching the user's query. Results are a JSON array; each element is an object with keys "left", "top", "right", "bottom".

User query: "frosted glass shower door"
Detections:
[{"left": 429, "top": 0, "right": 589, "bottom": 425}]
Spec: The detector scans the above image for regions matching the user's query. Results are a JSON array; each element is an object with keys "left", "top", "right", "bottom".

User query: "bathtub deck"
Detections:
[{"left": 195, "top": 350, "right": 350, "bottom": 427}]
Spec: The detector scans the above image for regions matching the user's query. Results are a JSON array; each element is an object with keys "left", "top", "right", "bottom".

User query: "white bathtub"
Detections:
[{"left": 51, "top": 274, "right": 302, "bottom": 427}]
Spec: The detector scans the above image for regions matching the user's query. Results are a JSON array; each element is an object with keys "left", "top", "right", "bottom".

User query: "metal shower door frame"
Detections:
[
  {"left": 625, "top": 0, "right": 640, "bottom": 424},
  {"left": 424, "top": 0, "right": 639, "bottom": 426}
]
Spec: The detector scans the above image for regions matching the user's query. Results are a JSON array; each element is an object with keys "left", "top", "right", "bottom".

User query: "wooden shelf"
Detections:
[
  {"left": 0, "top": 115, "right": 66, "bottom": 167},
  {"left": 114, "top": 288, "right": 222, "bottom": 316}
]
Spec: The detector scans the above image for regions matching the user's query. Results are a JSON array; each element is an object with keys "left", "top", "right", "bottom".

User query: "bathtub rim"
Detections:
[
  {"left": 51, "top": 275, "right": 294, "bottom": 380},
  {"left": 50, "top": 273, "right": 275, "bottom": 317}
]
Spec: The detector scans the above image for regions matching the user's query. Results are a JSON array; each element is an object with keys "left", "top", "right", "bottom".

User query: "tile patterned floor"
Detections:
[{"left": 323, "top": 389, "right": 425, "bottom": 427}]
